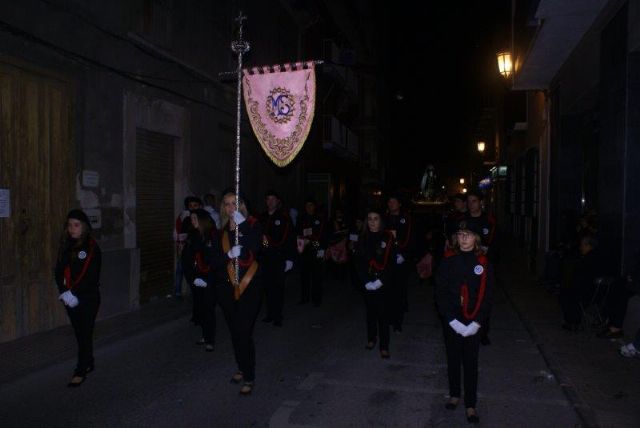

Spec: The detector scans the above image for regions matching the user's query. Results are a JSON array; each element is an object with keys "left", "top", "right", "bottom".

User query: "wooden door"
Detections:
[{"left": 0, "top": 60, "right": 74, "bottom": 342}]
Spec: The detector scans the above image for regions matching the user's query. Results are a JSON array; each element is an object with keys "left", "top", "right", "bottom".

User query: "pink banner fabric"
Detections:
[{"left": 242, "top": 62, "right": 316, "bottom": 167}]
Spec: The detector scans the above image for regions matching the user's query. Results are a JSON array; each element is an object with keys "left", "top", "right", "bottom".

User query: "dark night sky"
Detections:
[{"left": 384, "top": 1, "right": 511, "bottom": 189}]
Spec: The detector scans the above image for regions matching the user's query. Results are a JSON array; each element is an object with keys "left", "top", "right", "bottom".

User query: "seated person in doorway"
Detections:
[{"left": 558, "top": 235, "right": 602, "bottom": 331}]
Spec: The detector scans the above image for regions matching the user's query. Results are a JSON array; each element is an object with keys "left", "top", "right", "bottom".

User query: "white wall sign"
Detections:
[
  {"left": 85, "top": 208, "right": 102, "bottom": 229},
  {"left": 82, "top": 170, "right": 100, "bottom": 188},
  {"left": 0, "top": 188, "right": 9, "bottom": 218}
]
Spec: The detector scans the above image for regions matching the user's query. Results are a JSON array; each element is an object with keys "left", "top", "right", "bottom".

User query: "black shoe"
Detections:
[
  {"left": 561, "top": 322, "right": 579, "bottom": 332},
  {"left": 466, "top": 408, "right": 479, "bottom": 424},
  {"left": 297, "top": 299, "right": 308, "bottom": 305},
  {"left": 67, "top": 374, "right": 86, "bottom": 388},
  {"left": 262, "top": 316, "right": 274, "bottom": 323},
  {"left": 365, "top": 341, "right": 376, "bottom": 350},
  {"left": 85, "top": 365, "right": 95, "bottom": 374},
  {"left": 239, "top": 381, "right": 254, "bottom": 395},
  {"left": 445, "top": 397, "right": 459, "bottom": 410},
  {"left": 273, "top": 320, "right": 283, "bottom": 327},
  {"left": 393, "top": 325, "right": 402, "bottom": 333},
  {"left": 195, "top": 338, "right": 206, "bottom": 345},
  {"left": 380, "top": 350, "right": 390, "bottom": 359},
  {"left": 596, "top": 328, "right": 624, "bottom": 339},
  {"left": 480, "top": 336, "right": 491, "bottom": 346}
]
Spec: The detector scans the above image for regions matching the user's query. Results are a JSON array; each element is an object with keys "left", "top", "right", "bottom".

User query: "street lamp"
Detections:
[
  {"left": 496, "top": 51, "right": 513, "bottom": 79},
  {"left": 477, "top": 141, "right": 486, "bottom": 153},
  {"left": 459, "top": 178, "right": 465, "bottom": 185}
]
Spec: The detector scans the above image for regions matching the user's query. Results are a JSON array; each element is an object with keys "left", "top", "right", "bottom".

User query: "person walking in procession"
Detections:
[
  {"left": 436, "top": 220, "right": 494, "bottom": 424},
  {"left": 54, "top": 209, "right": 102, "bottom": 387}
]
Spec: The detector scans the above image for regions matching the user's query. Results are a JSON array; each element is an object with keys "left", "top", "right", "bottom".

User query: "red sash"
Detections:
[
  {"left": 460, "top": 254, "right": 487, "bottom": 321},
  {"left": 63, "top": 239, "right": 96, "bottom": 290}
]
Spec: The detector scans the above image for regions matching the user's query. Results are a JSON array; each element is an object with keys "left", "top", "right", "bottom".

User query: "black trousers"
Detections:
[
  {"left": 391, "top": 262, "right": 410, "bottom": 328},
  {"left": 364, "top": 291, "right": 390, "bottom": 351},
  {"left": 193, "top": 284, "right": 217, "bottom": 344},
  {"left": 217, "top": 279, "right": 263, "bottom": 382},
  {"left": 443, "top": 323, "right": 481, "bottom": 408},
  {"left": 604, "top": 281, "right": 635, "bottom": 328},
  {"left": 300, "top": 252, "right": 323, "bottom": 305},
  {"left": 263, "top": 254, "right": 286, "bottom": 322},
  {"left": 66, "top": 293, "right": 100, "bottom": 375}
]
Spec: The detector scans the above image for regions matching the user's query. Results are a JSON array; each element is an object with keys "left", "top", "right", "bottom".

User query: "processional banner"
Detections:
[{"left": 242, "top": 62, "right": 316, "bottom": 167}]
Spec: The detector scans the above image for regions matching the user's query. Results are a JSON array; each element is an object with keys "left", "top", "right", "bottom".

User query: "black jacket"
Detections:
[
  {"left": 182, "top": 230, "right": 217, "bottom": 286},
  {"left": 54, "top": 238, "right": 102, "bottom": 298},
  {"left": 354, "top": 231, "right": 396, "bottom": 293},
  {"left": 435, "top": 250, "right": 494, "bottom": 324},
  {"left": 259, "top": 209, "right": 296, "bottom": 261},
  {"left": 385, "top": 212, "right": 415, "bottom": 259},
  {"left": 297, "top": 213, "right": 328, "bottom": 255},
  {"left": 215, "top": 217, "right": 263, "bottom": 284}
]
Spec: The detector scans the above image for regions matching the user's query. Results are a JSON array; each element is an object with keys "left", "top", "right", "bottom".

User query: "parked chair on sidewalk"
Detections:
[{"left": 579, "top": 276, "right": 614, "bottom": 330}]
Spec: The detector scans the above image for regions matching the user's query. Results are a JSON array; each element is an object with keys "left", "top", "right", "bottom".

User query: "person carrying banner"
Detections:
[
  {"left": 296, "top": 198, "right": 328, "bottom": 307},
  {"left": 215, "top": 190, "right": 263, "bottom": 395},
  {"left": 259, "top": 189, "right": 295, "bottom": 327}
]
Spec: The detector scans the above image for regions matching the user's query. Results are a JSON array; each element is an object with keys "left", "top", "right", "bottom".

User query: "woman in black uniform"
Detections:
[
  {"left": 354, "top": 207, "right": 396, "bottom": 359},
  {"left": 215, "top": 190, "right": 263, "bottom": 395},
  {"left": 182, "top": 208, "right": 218, "bottom": 352},
  {"left": 435, "top": 220, "right": 494, "bottom": 424},
  {"left": 54, "top": 209, "right": 102, "bottom": 387}
]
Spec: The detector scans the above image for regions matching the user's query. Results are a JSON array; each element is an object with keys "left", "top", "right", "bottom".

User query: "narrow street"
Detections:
[{"left": 0, "top": 255, "right": 587, "bottom": 427}]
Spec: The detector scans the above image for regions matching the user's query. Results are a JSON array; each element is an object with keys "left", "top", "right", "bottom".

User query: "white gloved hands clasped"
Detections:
[
  {"left": 396, "top": 254, "right": 405, "bottom": 265},
  {"left": 59, "top": 290, "right": 79, "bottom": 308},
  {"left": 449, "top": 319, "right": 467, "bottom": 335},
  {"left": 193, "top": 278, "right": 208, "bottom": 288},
  {"left": 227, "top": 245, "right": 242, "bottom": 259},
  {"left": 462, "top": 321, "right": 481, "bottom": 337},
  {"left": 232, "top": 211, "right": 246, "bottom": 225},
  {"left": 365, "top": 279, "right": 383, "bottom": 291},
  {"left": 316, "top": 249, "right": 325, "bottom": 259},
  {"left": 284, "top": 260, "right": 294, "bottom": 272}
]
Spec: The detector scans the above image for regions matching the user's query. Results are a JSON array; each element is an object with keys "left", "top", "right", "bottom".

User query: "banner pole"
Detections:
[{"left": 231, "top": 12, "right": 250, "bottom": 285}]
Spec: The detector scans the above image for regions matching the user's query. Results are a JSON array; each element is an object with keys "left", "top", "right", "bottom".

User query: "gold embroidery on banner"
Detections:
[{"left": 243, "top": 70, "right": 316, "bottom": 167}]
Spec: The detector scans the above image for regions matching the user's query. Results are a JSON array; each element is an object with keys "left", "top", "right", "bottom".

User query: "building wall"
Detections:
[{"left": 0, "top": 0, "right": 305, "bottom": 341}]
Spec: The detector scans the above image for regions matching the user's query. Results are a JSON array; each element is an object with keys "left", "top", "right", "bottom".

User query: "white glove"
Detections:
[
  {"left": 364, "top": 282, "right": 374, "bottom": 291},
  {"left": 369, "top": 279, "right": 383, "bottom": 290},
  {"left": 59, "top": 290, "right": 72, "bottom": 306},
  {"left": 59, "top": 291, "right": 79, "bottom": 308},
  {"left": 193, "top": 278, "right": 208, "bottom": 288},
  {"left": 67, "top": 294, "right": 79, "bottom": 308},
  {"left": 449, "top": 319, "right": 467, "bottom": 335},
  {"left": 232, "top": 211, "right": 246, "bottom": 225},
  {"left": 480, "top": 245, "right": 489, "bottom": 254},
  {"left": 462, "top": 321, "right": 481, "bottom": 337},
  {"left": 317, "top": 249, "right": 325, "bottom": 259},
  {"left": 396, "top": 254, "right": 405, "bottom": 265},
  {"left": 284, "top": 260, "right": 294, "bottom": 272},
  {"left": 227, "top": 245, "right": 242, "bottom": 259}
]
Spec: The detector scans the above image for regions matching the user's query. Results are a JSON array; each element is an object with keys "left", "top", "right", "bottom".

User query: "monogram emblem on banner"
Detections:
[{"left": 267, "top": 87, "right": 295, "bottom": 124}]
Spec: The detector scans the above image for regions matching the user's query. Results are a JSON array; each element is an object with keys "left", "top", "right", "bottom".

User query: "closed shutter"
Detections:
[{"left": 136, "top": 129, "right": 175, "bottom": 302}]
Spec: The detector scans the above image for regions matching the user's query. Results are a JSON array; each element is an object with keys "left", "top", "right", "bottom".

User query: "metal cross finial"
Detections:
[{"left": 231, "top": 11, "right": 250, "bottom": 55}]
